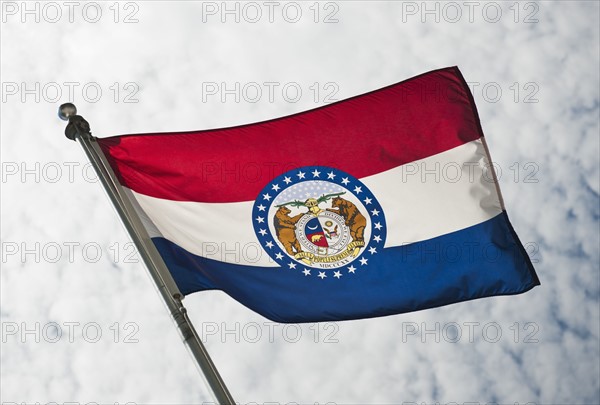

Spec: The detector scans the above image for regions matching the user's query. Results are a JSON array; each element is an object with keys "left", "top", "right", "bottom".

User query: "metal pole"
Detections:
[{"left": 58, "top": 103, "right": 236, "bottom": 405}]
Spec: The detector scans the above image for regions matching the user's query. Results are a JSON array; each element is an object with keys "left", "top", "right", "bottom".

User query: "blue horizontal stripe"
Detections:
[{"left": 152, "top": 212, "right": 539, "bottom": 323}]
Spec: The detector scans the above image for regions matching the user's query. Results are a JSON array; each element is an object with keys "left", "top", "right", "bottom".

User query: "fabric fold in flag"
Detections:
[{"left": 98, "top": 66, "right": 539, "bottom": 323}]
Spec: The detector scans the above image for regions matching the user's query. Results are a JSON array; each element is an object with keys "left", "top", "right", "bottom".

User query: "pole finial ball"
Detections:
[{"left": 58, "top": 103, "right": 77, "bottom": 121}]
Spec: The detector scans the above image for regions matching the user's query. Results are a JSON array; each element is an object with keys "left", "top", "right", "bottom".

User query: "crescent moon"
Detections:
[{"left": 307, "top": 224, "right": 318, "bottom": 230}]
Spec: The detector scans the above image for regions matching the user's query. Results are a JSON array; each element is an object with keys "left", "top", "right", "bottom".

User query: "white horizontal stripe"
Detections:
[
  {"left": 129, "top": 138, "right": 502, "bottom": 267},
  {"left": 362, "top": 138, "right": 502, "bottom": 247},
  {"left": 123, "top": 187, "right": 164, "bottom": 239},
  {"left": 131, "top": 191, "right": 274, "bottom": 266}
]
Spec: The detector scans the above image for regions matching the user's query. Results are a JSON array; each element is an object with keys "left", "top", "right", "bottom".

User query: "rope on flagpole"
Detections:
[{"left": 58, "top": 103, "right": 236, "bottom": 405}]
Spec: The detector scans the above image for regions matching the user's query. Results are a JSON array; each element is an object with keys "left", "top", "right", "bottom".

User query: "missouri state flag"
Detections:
[{"left": 98, "top": 67, "right": 539, "bottom": 323}]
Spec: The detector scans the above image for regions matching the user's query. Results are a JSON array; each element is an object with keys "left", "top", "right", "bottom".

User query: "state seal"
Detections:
[{"left": 252, "top": 166, "right": 387, "bottom": 279}]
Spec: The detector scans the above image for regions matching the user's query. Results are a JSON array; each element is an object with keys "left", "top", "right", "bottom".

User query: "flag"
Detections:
[{"left": 98, "top": 66, "right": 539, "bottom": 323}]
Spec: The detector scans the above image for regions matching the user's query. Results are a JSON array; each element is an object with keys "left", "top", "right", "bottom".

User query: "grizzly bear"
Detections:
[
  {"left": 328, "top": 197, "right": 366, "bottom": 243},
  {"left": 273, "top": 206, "right": 304, "bottom": 256}
]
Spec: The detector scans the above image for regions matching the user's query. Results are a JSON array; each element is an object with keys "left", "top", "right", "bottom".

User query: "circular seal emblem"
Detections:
[{"left": 252, "top": 166, "right": 387, "bottom": 279}]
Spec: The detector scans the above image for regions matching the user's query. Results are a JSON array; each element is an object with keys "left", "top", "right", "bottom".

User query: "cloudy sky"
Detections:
[{"left": 1, "top": 1, "right": 599, "bottom": 404}]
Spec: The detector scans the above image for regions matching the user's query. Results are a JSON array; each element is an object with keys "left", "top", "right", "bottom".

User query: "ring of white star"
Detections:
[{"left": 254, "top": 167, "right": 386, "bottom": 280}]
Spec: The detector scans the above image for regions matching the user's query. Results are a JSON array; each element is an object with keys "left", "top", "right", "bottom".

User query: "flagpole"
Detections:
[{"left": 58, "top": 103, "right": 236, "bottom": 405}]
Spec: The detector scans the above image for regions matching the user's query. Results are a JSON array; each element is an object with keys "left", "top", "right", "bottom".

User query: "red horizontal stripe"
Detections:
[{"left": 99, "top": 67, "right": 484, "bottom": 203}]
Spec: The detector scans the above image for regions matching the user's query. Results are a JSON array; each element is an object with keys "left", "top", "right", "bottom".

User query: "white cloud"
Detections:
[{"left": 1, "top": 1, "right": 598, "bottom": 404}]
